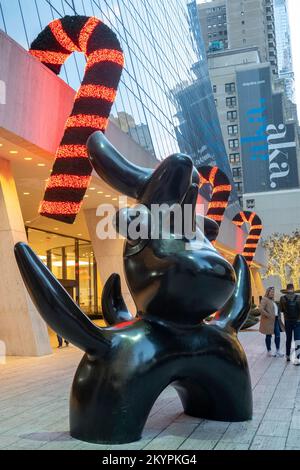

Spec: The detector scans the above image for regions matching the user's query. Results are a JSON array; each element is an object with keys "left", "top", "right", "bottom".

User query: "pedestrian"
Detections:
[
  {"left": 259, "top": 287, "right": 285, "bottom": 357},
  {"left": 280, "top": 283, "right": 300, "bottom": 365},
  {"left": 57, "top": 334, "right": 69, "bottom": 349}
]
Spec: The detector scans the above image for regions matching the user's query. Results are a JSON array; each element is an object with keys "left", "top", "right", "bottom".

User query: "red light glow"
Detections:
[
  {"left": 76, "top": 84, "right": 117, "bottom": 102},
  {"left": 79, "top": 17, "right": 101, "bottom": 52},
  {"left": 86, "top": 49, "right": 124, "bottom": 70},
  {"left": 49, "top": 19, "right": 79, "bottom": 52}
]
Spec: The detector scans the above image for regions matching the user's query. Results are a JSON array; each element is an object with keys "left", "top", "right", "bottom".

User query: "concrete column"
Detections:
[
  {"left": 84, "top": 208, "right": 136, "bottom": 315},
  {"left": 0, "top": 158, "right": 52, "bottom": 356}
]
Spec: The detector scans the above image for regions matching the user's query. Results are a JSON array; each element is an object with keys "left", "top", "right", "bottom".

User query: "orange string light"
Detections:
[
  {"left": 208, "top": 201, "right": 228, "bottom": 209},
  {"left": 65, "top": 114, "right": 108, "bottom": 130},
  {"left": 86, "top": 49, "right": 124, "bottom": 70},
  {"left": 49, "top": 19, "right": 79, "bottom": 52},
  {"left": 30, "top": 50, "right": 69, "bottom": 64},
  {"left": 208, "top": 166, "right": 218, "bottom": 186},
  {"left": 212, "top": 184, "right": 232, "bottom": 194},
  {"left": 78, "top": 17, "right": 101, "bottom": 52},
  {"left": 39, "top": 201, "right": 81, "bottom": 215},
  {"left": 208, "top": 214, "right": 224, "bottom": 222},
  {"left": 56, "top": 145, "right": 88, "bottom": 159},
  {"left": 76, "top": 84, "right": 117, "bottom": 102},
  {"left": 47, "top": 174, "right": 91, "bottom": 189}
]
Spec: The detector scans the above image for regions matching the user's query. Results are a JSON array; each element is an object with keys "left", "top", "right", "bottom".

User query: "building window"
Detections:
[
  {"left": 229, "top": 153, "right": 240, "bottom": 164},
  {"left": 214, "top": 98, "right": 218, "bottom": 106},
  {"left": 226, "top": 96, "right": 237, "bottom": 107},
  {"left": 234, "top": 181, "right": 243, "bottom": 192},
  {"left": 227, "top": 110, "right": 237, "bottom": 121},
  {"left": 229, "top": 139, "right": 239, "bottom": 149},
  {"left": 213, "top": 85, "right": 217, "bottom": 93},
  {"left": 228, "top": 124, "right": 238, "bottom": 135},
  {"left": 225, "top": 83, "right": 236, "bottom": 94},
  {"left": 232, "top": 167, "right": 242, "bottom": 178},
  {"left": 246, "top": 199, "right": 255, "bottom": 209}
]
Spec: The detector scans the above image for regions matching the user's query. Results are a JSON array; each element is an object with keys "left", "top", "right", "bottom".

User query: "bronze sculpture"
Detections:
[{"left": 14, "top": 131, "right": 252, "bottom": 444}]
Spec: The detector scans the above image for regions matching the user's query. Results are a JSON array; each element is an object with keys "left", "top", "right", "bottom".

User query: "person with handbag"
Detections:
[{"left": 259, "top": 287, "right": 285, "bottom": 357}]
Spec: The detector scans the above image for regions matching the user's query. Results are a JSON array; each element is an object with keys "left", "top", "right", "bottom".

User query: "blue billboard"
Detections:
[{"left": 237, "top": 65, "right": 299, "bottom": 193}]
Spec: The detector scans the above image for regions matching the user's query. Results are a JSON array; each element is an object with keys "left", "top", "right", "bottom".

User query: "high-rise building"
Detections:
[
  {"left": 111, "top": 111, "right": 156, "bottom": 156},
  {"left": 197, "top": 0, "right": 228, "bottom": 54},
  {"left": 227, "top": 0, "right": 278, "bottom": 76},
  {"left": 207, "top": 47, "right": 262, "bottom": 202},
  {"left": 274, "top": 0, "right": 295, "bottom": 102},
  {"left": 196, "top": 0, "right": 278, "bottom": 75}
]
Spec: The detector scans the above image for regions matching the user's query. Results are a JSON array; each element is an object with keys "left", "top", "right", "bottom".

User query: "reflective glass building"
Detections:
[{"left": 0, "top": 0, "right": 200, "bottom": 160}]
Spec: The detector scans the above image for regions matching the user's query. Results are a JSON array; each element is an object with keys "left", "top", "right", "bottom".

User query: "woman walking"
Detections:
[{"left": 259, "top": 287, "right": 285, "bottom": 357}]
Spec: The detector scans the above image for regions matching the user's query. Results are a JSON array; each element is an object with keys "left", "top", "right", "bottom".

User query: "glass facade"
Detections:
[
  {"left": 0, "top": 0, "right": 199, "bottom": 161},
  {"left": 27, "top": 228, "right": 101, "bottom": 317}
]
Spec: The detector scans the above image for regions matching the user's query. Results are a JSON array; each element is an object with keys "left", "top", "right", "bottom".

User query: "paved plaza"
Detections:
[{"left": 1, "top": 328, "right": 300, "bottom": 450}]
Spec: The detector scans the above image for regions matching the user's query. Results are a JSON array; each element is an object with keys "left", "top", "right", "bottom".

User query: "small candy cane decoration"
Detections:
[
  {"left": 232, "top": 211, "right": 262, "bottom": 265},
  {"left": 198, "top": 166, "right": 231, "bottom": 240}
]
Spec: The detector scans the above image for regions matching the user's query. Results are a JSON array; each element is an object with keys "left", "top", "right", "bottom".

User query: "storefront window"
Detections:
[{"left": 26, "top": 228, "right": 101, "bottom": 318}]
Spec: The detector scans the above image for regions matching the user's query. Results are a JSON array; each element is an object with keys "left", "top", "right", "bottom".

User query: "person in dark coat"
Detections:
[
  {"left": 279, "top": 283, "right": 300, "bottom": 365},
  {"left": 259, "top": 287, "right": 285, "bottom": 357},
  {"left": 57, "top": 335, "right": 69, "bottom": 349}
]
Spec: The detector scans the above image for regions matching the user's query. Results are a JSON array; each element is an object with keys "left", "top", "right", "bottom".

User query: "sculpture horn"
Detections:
[
  {"left": 101, "top": 273, "right": 133, "bottom": 326},
  {"left": 87, "top": 131, "right": 153, "bottom": 199},
  {"left": 14, "top": 243, "right": 111, "bottom": 354},
  {"left": 211, "top": 255, "right": 252, "bottom": 332}
]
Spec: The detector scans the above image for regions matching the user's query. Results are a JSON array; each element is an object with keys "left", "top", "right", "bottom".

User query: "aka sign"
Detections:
[
  {"left": 237, "top": 66, "right": 299, "bottom": 193},
  {"left": 267, "top": 122, "right": 297, "bottom": 189}
]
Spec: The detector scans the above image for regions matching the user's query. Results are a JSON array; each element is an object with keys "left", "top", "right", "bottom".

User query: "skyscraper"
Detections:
[
  {"left": 196, "top": 0, "right": 278, "bottom": 75},
  {"left": 227, "top": 0, "right": 278, "bottom": 76},
  {"left": 274, "top": 0, "right": 295, "bottom": 102}
]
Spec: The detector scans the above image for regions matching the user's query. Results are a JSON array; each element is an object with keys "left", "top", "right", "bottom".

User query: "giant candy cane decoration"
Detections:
[
  {"left": 29, "top": 15, "right": 124, "bottom": 223},
  {"left": 232, "top": 211, "right": 262, "bottom": 266}
]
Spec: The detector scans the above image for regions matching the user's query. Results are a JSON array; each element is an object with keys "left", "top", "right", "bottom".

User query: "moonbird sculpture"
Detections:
[{"left": 14, "top": 131, "right": 252, "bottom": 444}]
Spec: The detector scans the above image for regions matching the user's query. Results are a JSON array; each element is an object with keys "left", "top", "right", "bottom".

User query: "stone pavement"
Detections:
[{"left": 1, "top": 328, "right": 300, "bottom": 450}]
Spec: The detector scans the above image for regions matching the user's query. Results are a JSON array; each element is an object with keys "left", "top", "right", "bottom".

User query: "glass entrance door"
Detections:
[{"left": 26, "top": 228, "right": 101, "bottom": 318}]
